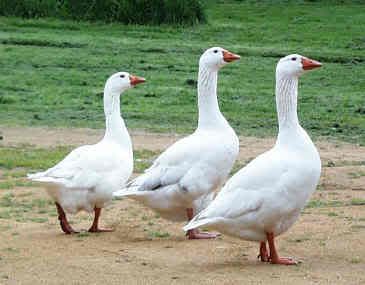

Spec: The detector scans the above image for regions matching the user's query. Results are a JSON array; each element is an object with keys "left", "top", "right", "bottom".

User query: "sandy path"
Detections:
[{"left": 0, "top": 126, "right": 364, "bottom": 284}]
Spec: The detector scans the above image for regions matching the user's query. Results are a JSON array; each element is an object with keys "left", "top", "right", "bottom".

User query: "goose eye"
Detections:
[
  {"left": 291, "top": 57, "right": 297, "bottom": 61},
  {"left": 213, "top": 50, "right": 218, "bottom": 53},
  {"left": 120, "top": 74, "right": 125, "bottom": 78}
]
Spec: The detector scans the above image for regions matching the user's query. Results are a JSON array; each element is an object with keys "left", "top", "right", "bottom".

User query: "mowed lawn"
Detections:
[{"left": 0, "top": 1, "right": 364, "bottom": 144}]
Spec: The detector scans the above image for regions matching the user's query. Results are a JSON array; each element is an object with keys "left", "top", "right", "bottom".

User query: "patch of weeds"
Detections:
[
  {"left": 350, "top": 257, "right": 362, "bottom": 264},
  {"left": 326, "top": 160, "right": 336, "bottom": 167},
  {"left": 134, "top": 149, "right": 160, "bottom": 173},
  {"left": 334, "top": 161, "right": 365, "bottom": 167},
  {"left": 327, "top": 212, "right": 338, "bottom": 217},
  {"left": 4, "top": 247, "right": 19, "bottom": 253},
  {"left": 0, "top": 176, "right": 36, "bottom": 190},
  {"left": 306, "top": 200, "right": 344, "bottom": 208},
  {"left": 0, "top": 181, "right": 15, "bottom": 190},
  {"left": 230, "top": 162, "right": 246, "bottom": 175},
  {"left": 135, "top": 149, "right": 159, "bottom": 160},
  {"left": 15, "top": 217, "right": 27, "bottom": 222},
  {"left": 0, "top": 146, "right": 72, "bottom": 170},
  {"left": 343, "top": 216, "right": 354, "bottom": 222},
  {"left": 141, "top": 215, "right": 148, "bottom": 221},
  {"left": 3, "top": 169, "right": 28, "bottom": 178},
  {"left": 0, "top": 193, "right": 15, "bottom": 207},
  {"left": 14, "top": 180, "right": 36, "bottom": 187},
  {"left": 348, "top": 171, "right": 365, "bottom": 179},
  {"left": 149, "top": 231, "right": 170, "bottom": 238},
  {"left": 76, "top": 232, "right": 91, "bottom": 238},
  {"left": 0, "top": 211, "right": 11, "bottom": 219},
  {"left": 351, "top": 225, "right": 365, "bottom": 230},
  {"left": 350, "top": 198, "right": 365, "bottom": 206},
  {"left": 1, "top": 274, "right": 9, "bottom": 280},
  {"left": 0, "top": 192, "right": 53, "bottom": 222},
  {"left": 317, "top": 184, "right": 325, "bottom": 191},
  {"left": 134, "top": 159, "right": 151, "bottom": 173}
]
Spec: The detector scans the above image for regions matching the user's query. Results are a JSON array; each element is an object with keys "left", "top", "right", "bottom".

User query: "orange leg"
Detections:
[
  {"left": 266, "top": 232, "right": 297, "bottom": 265},
  {"left": 258, "top": 241, "right": 269, "bottom": 262},
  {"left": 88, "top": 207, "right": 114, "bottom": 233},
  {"left": 185, "top": 208, "right": 220, "bottom": 239},
  {"left": 55, "top": 202, "right": 78, "bottom": 234}
]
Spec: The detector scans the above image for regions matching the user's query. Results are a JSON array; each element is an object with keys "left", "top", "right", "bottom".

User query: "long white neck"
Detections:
[
  {"left": 102, "top": 87, "right": 132, "bottom": 153},
  {"left": 275, "top": 73, "right": 300, "bottom": 132},
  {"left": 197, "top": 65, "right": 226, "bottom": 129}
]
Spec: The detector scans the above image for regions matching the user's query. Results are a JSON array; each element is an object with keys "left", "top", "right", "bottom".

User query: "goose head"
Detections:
[
  {"left": 276, "top": 54, "right": 322, "bottom": 77},
  {"left": 105, "top": 72, "right": 146, "bottom": 94},
  {"left": 199, "top": 47, "right": 240, "bottom": 70}
]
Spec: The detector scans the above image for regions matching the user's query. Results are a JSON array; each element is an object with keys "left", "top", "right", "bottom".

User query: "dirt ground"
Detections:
[{"left": 0, "top": 127, "right": 364, "bottom": 285}]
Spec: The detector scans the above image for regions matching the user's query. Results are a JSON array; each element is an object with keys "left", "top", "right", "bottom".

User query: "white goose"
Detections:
[
  {"left": 184, "top": 54, "right": 322, "bottom": 264},
  {"left": 28, "top": 72, "right": 146, "bottom": 234},
  {"left": 113, "top": 47, "right": 240, "bottom": 239}
]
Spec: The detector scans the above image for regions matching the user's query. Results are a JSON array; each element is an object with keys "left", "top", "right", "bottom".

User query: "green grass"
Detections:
[
  {"left": 134, "top": 149, "right": 159, "bottom": 173},
  {"left": 350, "top": 198, "right": 365, "bottom": 206},
  {"left": 305, "top": 199, "right": 344, "bottom": 208},
  {"left": 349, "top": 256, "right": 362, "bottom": 264},
  {"left": 348, "top": 171, "right": 365, "bottom": 179},
  {"left": 0, "top": 1, "right": 364, "bottom": 143},
  {"left": 0, "top": 146, "right": 72, "bottom": 169},
  {"left": 0, "top": 146, "right": 159, "bottom": 190},
  {"left": 305, "top": 198, "right": 365, "bottom": 209},
  {"left": 149, "top": 230, "right": 170, "bottom": 238},
  {"left": 0, "top": 192, "right": 54, "bottom": 222},
  {"left": 0, "top": 146, "right": 158, "bottom": 172}
]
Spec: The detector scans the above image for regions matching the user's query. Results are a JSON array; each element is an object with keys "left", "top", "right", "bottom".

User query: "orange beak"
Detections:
[
  {"left": 301, "top": 57, "right": 322, "bottom": 70},
  {"left": 222, "top": 50, "right": 240, "bottom": 63},
  {"left": 129, "top": 75, "right": 146, "bottom": 86}
]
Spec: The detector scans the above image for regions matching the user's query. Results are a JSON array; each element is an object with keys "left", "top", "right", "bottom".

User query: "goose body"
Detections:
[
  {"left": 28, "top": 72, "right": 146, "bottom": 233},
  {"left": 185, "top": 127, "right": 321, "bottom": 240},
  {"left": 114, "top": 47, "right": 240, "bottom": 238},
  {"left": 184, "top": 54, "right": 322, "bottom": 262},
  {"left": 120, "top": 124, "right": 239, "bottom": 222},
  {"left": 30, "top": 138, "right": 132, "bottom": 214}
]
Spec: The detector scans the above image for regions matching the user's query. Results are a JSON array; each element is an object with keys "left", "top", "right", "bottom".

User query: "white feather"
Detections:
[
  {"left": 28, "top": 72, "right": 135, "bottom": 214},
  {"left": 183, "top": 54, "right": 322, "bottom": 242},
  {"left": 114, "top": 47, "right": 240, "bottom": 221}
]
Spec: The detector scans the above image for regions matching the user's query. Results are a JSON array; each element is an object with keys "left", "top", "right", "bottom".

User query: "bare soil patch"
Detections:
[{"left": 0, "top": 126, "right": 364, "bottom": 284}]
